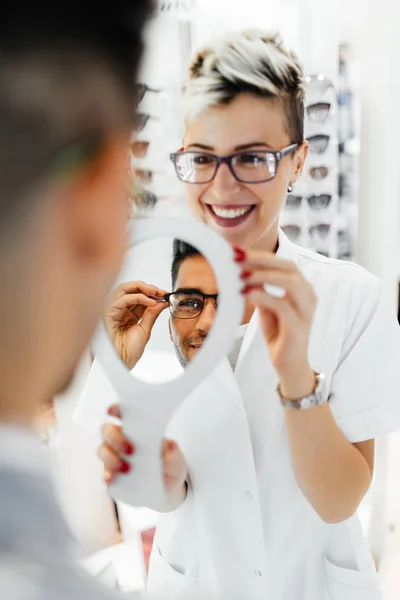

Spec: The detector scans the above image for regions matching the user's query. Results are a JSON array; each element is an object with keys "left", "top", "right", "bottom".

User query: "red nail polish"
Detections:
[
  {"left": 233, "top": 246, "right": 247, "bottom": 262},
  {"left": 240, "top": 270, "right": 251, "bottom": 280},
  {"left": 241, "top": 285, "right": 252, "bottom": 295},
  {"left": 123, "top": 442, "right": 134, "bottom": 455},
  {"left": 120, "top": 462, "right": 131, "bottom": 474},
  {"left": 167, "top": 441, "right": 176, "bottom": 452}
]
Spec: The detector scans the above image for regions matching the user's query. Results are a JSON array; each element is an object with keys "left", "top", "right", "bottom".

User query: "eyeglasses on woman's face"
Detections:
[{"left": 169, "top": 143, "right": 299, "bottom": 185}]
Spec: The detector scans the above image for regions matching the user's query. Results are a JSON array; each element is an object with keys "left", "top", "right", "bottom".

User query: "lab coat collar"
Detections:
[
  {"left": 235, "top": 230, "right": 299, "bottom": 371},
  {"left": 276, "top": 228, "right": 299, "bottom": 265}
]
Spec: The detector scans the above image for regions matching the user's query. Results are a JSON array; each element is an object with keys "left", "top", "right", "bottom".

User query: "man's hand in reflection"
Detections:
[
  {"left": 104, "top": 281, "right": 168, "bottom": 370},
  {"left": 98, "top": 403, "right": 188, "bottom": 511}
]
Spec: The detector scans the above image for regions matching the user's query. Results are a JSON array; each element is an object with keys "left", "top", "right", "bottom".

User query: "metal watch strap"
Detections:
[{"left": 277, "top": 372, "right": 329, "bottom": 410}]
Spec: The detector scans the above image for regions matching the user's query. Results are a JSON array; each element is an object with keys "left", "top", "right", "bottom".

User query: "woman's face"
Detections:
[{"left": 182, "top": 93, "right": 307, "bottom": 250}]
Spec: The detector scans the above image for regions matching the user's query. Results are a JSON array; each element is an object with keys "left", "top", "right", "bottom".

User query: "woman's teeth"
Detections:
[{"left": 211, "top": 206, "right": 253, "bottom": 219}]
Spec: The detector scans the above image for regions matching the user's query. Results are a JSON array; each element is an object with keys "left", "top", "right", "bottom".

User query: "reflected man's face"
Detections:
[{"left": 169, "top": 255, "right": 218, "bottom": 367}]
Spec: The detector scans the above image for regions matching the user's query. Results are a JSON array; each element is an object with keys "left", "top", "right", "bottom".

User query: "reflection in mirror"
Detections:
[{"left": 103, "top": 236, "right": 218, "bottom": 384}]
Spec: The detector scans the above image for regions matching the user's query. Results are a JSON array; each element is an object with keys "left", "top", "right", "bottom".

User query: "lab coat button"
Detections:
[
  {"left": 245, "top": 491, "right": 253, "bottom": 500},
  {"left": 254, "top": 570, "right": 262, "bottom": 577}
]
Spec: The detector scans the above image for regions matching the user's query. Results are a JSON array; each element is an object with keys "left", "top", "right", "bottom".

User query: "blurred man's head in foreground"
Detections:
[{"left": 0, "top": 3, "right": 153, "bottom": 419}]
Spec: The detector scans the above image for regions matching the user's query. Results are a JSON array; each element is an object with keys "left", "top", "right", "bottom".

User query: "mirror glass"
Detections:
[{"left": 104, "top": 236, "right": 219, "bottom": 384}]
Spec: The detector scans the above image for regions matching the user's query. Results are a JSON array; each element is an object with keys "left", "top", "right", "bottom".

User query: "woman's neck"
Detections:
[{"left": 251, "top": 223, "right": 279, "bottom": 254}]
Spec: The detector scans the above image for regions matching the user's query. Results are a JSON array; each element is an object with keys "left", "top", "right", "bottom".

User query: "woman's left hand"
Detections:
[{"left": 237, "top": 248, "right": 317, "bottom": 399}]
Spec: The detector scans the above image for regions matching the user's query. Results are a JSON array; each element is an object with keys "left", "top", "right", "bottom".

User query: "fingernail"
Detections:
[
  {"left": 123, "top": 442, "right": 134, "bottom": 455},
  {"left": 233, "top": 246, "right": 247, "bottom": 262},
  {"left": 119, "top": 462, "right": 131, "bottom": 474},
  {"left": 104, "top": 471, "right": 113, "bottom": 483},
  {"left": 240, "top": 270, "right": 251, "bottom": 280},
  {"left": 167, "top": 441, "right": 176, "bottom": 452},
  {"left": 241, "top": 285, "right": 252, "bottom": 295}
]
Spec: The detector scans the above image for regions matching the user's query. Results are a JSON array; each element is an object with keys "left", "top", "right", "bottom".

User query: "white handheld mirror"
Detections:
[{"left": 89, "top": 216, "right": 244, "bottom": 510}]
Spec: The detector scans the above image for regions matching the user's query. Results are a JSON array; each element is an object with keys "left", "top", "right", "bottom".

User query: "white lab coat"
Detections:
[{"left": 146, "top": 232, "right": 400, "bottom": 600}]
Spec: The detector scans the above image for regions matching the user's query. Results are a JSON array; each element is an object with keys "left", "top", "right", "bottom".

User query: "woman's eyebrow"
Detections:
[{"left": 185, "top": 142, "right": 272, "bottom": 151}]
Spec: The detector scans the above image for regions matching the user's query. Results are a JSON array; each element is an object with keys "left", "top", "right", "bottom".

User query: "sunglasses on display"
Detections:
[
  {"left": 282, "top": 224, "right": 332, "bottom": 243},
  {"left": 135, "top": 83, "right": 161, "bottom": 104},
  {"left": 304, "top": 74, "right": 334, "bottom": 95},
  {"left": 149, "top": 289, "right": 219, "bottom": 320},
  {"left": 282, "top": 225, "right": 301, "bottom": 242},
  {"left": 308, "top": 135, "right": 330, "bottom": 154},
  {"left": 170, "top": 143, "right": 299, "bottom": 184},
  {"left": 135, "top": 169, "right": 154, "bottom": 184},
  {"left": 131, "top": 140, "right": 150, "bottom": 158},
  {"left": 135, "top": 113, "right": 159, "bottom": 133},
  {"left": 131, "top": 187, "right": 158, "bottom": 212},
  {"left": 285, "top": 194, "right": 332, "bottom": 210},
  {"left": 309, "top": 166, "right": 329, "bottom": 181},
  {"left": 309, "top": 224, "right": 331, "bottom": 239},
  {"left": 306, "top": 102, "right": 334, "bottom": 124}
]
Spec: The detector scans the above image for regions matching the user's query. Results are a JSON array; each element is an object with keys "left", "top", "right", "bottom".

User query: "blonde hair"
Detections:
[{"left": 183, "top": 29, "right": 305, "bottom": 143}]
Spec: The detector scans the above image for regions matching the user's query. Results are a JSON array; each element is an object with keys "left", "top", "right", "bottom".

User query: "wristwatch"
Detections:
[{"left": 277, "top": 372, "right": 330, "bottom": 410}]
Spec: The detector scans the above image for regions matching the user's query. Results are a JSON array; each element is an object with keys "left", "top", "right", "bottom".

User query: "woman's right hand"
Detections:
[
  {"left": 104, "top": 281, "right": 168, "bottom": 369},
  {"left": 98, "top": 404, "right": 188, "bottom": 510}
]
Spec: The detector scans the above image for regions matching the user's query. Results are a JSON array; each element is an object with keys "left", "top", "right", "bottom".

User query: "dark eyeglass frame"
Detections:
[
  {"left": 169, "top": 143, "right": 300, "bottom": 184},
  {"left": 164, "top": 289, "right": 219, "bottom": 320}
]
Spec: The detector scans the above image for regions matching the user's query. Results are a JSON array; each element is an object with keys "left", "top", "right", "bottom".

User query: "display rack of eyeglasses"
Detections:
[
  {"left": 281, "top": 45, "right": 360, "bottom": 262},
  {"left": 130, "top": 2, "right": 197, "bottom": 220}
]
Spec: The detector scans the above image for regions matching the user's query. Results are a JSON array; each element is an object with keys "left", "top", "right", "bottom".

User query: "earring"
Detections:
[{"left": 287, "top": 183, "right": 294, "bottom": 193}]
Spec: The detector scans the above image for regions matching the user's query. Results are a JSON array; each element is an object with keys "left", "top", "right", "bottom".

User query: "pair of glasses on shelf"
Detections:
[
  {"left": 135, "top": 113, "right": 160, "bottom": 133},
  {"left": 135, "top": 83, "right": 161, "bottom": 105},
  {"left": 285, "top": 194, "right": 332, "bottom": 210},
  {"left": 306, "top": 102, "right": 336, "bottom": 124},
  {"left": 131, "top": 140, "right": 150, "bottom": 158},
  {"left": 149, "top": 289, "right": 218, "bottom": 320},
  {"left": 304, "top": 74, "right": 334, "bottom": 94},
  {"left": 282, "top": 224, "right": 331, "bottom": 243},
  {"left": 309, "top": 165, "right": 330, "bottom": 180},
  {"left": 308, "top": 134, "right": 331, "bottom": 154}
]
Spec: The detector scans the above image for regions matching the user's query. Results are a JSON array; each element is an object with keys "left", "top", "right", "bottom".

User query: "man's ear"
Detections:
[
  {"left": 62, "top": 133, "right": 130, "bottom": 266},
  {"left": 168, "top": 318, "right": 173, "bottom": 342}
]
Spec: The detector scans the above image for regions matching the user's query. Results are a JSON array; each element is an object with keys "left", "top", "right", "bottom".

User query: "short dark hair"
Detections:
[
  {"left": 171, "top": 239, "right": 201, "bottom": 289},
  {"left": 0, "top": 2, "right": 153, "bottom": 240}
]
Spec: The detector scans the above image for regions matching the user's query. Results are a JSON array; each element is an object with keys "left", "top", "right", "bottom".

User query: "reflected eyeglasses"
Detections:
[
  {"left": 160, "top": 289, "right": 219, "bottom": 319},
  {"left": 170, "top": 143, "right": 299, "bottom": 184}
]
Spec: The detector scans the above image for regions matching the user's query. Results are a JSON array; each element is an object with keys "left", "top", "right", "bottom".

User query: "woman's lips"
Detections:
[{"left": 205, "top": 204, "right": 256, "bottom": 228}]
